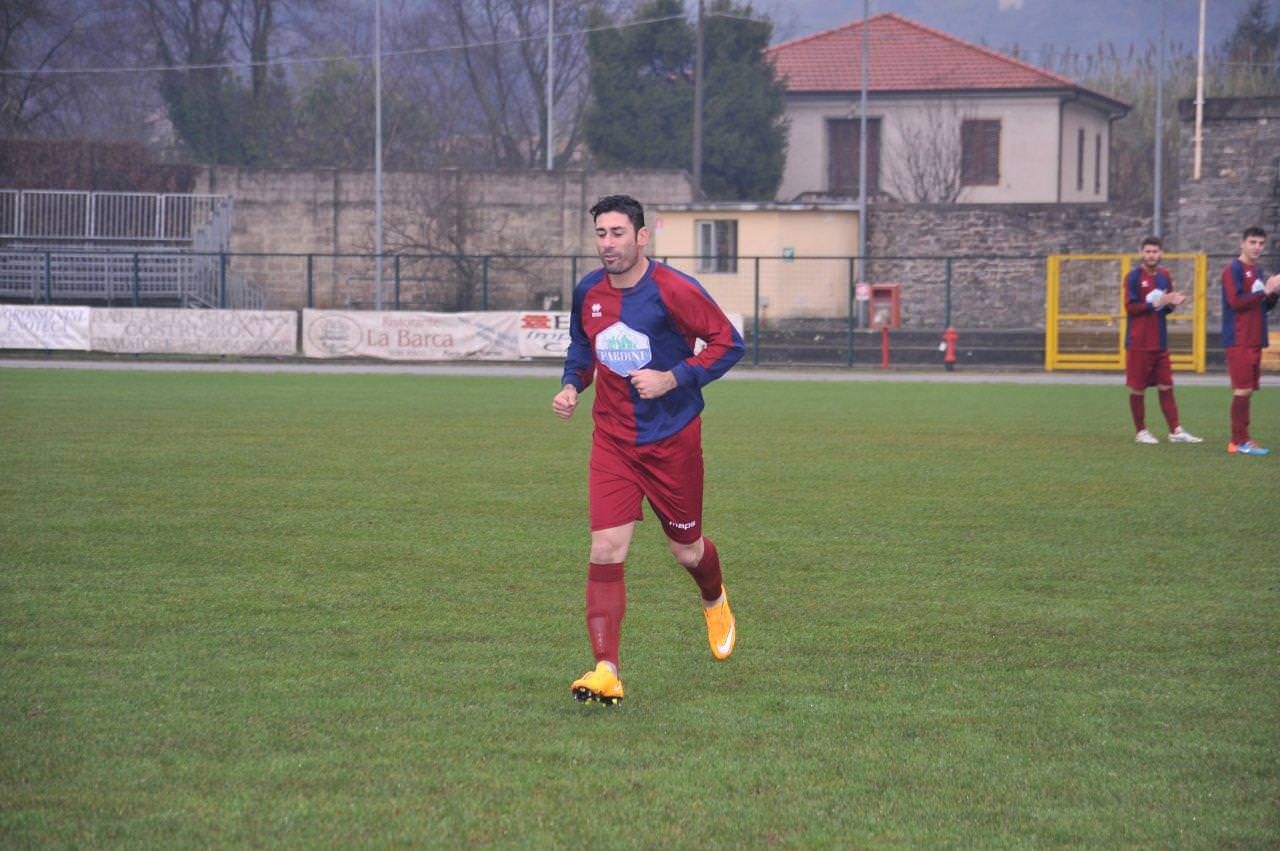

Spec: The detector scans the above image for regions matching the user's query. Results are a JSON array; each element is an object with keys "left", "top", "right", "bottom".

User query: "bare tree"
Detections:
[{"left": 882, "top": 106, "right": 965, "bottom": 204}]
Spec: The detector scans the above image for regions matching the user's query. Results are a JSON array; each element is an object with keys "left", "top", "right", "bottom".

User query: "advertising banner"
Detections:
[
  {"left": 0, "top": 305, "right": 91, "bottom": 350},
  {"left": 302, "top": 309, "right": 521, "bottom": 361},
  {"left": 515, "top": 311, "right": 746, "bottom": 360},
  {"left": 91, "top": 309, "right": 298, "bottom": 355}
]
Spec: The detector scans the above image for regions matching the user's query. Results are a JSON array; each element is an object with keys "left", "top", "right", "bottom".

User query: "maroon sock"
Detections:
[
  {"left": 1129, "top": 394, "right": 1145, "bottom": 431},
  {"left": 1231, "top": 396, "right": 1250, "bottom": 444},
  {"left": 586, "top": 562, "right": 625, "bottom": 666},
  {"left": 684, "top": 537, "right": 724, "bottom": 602},
  {"left": 1157, "top": 389, "right": 1179, "bottom": 431}
]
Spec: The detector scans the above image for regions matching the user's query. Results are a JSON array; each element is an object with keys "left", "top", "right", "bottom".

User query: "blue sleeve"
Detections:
[{"left": 560, "top": 285, "right": 594, "bottom": 391}]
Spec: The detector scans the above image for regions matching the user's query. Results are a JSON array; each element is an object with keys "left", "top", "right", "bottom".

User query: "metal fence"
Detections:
[
  {"left": 0, "top": 190, "right": 229, "bottom": 243},
  {"left": 1, "top": 248, "right": 1271, "bottom": 365}
]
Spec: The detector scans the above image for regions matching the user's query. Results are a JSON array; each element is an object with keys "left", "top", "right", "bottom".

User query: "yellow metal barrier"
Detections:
[{"left": 1045, "top": 253, "right": 1206, "bottom": 372}]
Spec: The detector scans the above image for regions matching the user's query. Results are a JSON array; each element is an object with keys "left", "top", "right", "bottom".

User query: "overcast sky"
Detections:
[{"left": 748, "top": 0, "right": 1257, "bottom": 60}]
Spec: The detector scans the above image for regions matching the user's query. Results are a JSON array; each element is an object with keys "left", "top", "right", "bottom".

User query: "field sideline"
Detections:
[{"left": 1, "top": 367, "right": 1277, "bottom": 847}]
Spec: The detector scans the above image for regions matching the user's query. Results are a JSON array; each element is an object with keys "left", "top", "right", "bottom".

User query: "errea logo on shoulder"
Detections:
[
  {"left": 595, "top": 321, "right": 652, "bottom": 376},
  {"left": 590, "top": 303, "right": 603, "bottom": 318}
]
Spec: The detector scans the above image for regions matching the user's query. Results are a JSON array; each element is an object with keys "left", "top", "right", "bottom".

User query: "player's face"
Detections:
[
  {"left": 1241, "top": 235, "right": 1266, "bottom": 263},
  {"left": 594, "top": 212, "right": 649, "bottom": 276},
  {"left": 1140, "top": 244, "right": 1161, "bottom": 268}
]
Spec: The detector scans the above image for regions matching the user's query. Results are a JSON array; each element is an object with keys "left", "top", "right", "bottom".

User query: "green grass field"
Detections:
[{"left": 1, "top": 367, "right": 1277, "bottom": 848}]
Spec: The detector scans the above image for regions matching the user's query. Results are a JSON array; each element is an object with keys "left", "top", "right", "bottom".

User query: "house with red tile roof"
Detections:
[{"left": 766, "top": 13, "right": 1129, "bottom": 204}]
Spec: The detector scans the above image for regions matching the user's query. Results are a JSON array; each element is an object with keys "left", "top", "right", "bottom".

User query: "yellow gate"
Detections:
[{"left": 1045, "top": 253, "right": 1207, "bottom": 372}]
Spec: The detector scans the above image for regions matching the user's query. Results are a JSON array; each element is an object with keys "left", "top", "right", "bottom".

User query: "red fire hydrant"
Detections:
[{"left": 940, "top": 326, "right": 958, "bottom": 371}]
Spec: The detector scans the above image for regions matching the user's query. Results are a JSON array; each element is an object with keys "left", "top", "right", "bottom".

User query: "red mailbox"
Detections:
[{"left": 869, "top": 283, "right": 901, "bottom": 330}]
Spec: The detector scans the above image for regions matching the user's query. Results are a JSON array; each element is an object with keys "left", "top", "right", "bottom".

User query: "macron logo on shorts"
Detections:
[{"left": 595, "top": 321, "right": 652, "bottom": 376}]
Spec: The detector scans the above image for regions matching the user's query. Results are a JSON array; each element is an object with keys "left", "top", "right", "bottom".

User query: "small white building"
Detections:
[{"left": 766, "top": 13, "right": 1129, "bottom": 204}]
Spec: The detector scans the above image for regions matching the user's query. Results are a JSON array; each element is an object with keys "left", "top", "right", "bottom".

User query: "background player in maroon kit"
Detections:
[
  {"left": 552, "top": 195, "right": 744, "bottom": 705},
  {"left": 1123, "top": 236, "right": 1202, "bottom": 445},
  {"left": 1221, "top": 226, "right": 1280, "bottom": 455}
]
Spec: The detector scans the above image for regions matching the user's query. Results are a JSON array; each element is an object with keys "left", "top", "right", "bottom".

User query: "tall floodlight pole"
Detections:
[
  {"left": 1154, "top": 0, "right": 1165, "bottom": 235},
  {"left": 546, "top": 0, "right": 554, "bottom": 170},
  {"left": 693, "top": 0, "right": 705, "bottom": 198},
  {"left": 374, "top": 0, "right": 384, "bottom": 309},
  {"left": 1193, "top": 0, "right": 1206, "bottom": 180},
  {"left": 857, "top": 0, "right": 869, "bottom": 284}
]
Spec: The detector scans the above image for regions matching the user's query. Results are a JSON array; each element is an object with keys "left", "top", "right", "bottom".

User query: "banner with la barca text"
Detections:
[{"left": 302, "top": 309, "right": 521, "bottom": 360}]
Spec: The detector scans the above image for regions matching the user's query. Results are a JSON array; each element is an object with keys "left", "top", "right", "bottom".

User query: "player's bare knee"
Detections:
[
  {"left": 667, "top": 537, "right": 703, "bottom": 569},
  {"left": 590, "top": 540, "right": 628, "bottom": 564}
]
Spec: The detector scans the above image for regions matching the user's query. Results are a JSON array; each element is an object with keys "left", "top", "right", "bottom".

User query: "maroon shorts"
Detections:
[
  {"left": 1226, "top": 346, "right": 1261, "bottom": 391},
  {"left": 1125, "top": 349, "right": 1173, "bottom": 390},
  {"left": 589, "top": 417, "right": 704, "bottom": 544}
]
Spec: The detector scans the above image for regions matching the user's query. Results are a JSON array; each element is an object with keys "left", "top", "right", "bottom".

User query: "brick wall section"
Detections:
[
  {"left": 866, "top": 203, "right": 1151, "bottom": 328},
  {"left": 193, "top": 167, "right": 694, "bottom": 309},
  {"left": 1171, "top": 97, "right": 1280, "bottom": 257}
]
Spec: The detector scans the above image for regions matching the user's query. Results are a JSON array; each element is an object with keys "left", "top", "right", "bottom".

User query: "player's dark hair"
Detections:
[
  {"left": 590, "top": 195, "right": 645, "bottom": 233},
  {"left": 1242, "top": 226, "right": 1267, "bottom": 240},
  {"left": 1141, "top": 235, "right": 1162, "bottom": 249}
]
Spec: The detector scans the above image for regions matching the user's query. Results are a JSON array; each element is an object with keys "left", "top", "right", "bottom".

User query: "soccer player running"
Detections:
[
  {"left": 1221, "top": 226, "right": 1280, "bottom": 456},
  {"left": 552, "top": 194, "right": 745, "bottom": 705},
  {"left": 1123, "top": 235, "right": 1202, "bottom": 445}
]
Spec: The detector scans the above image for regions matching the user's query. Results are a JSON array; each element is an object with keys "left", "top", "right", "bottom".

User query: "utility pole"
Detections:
[
  {"left": 1193, "top": 0, "right": 1206, "bottom": 180},
  {"left": 1154, "top": 0, "right": 1165, "bottom": 235},
  {"left": 857, "top": 0, "right": 869, "bottom": 284},
  {"left": 374, "top": 0, "right": 384, "bottom": 309},
  {"left": 546, "top": 0, "right": 554, "bottom": 171},
  {"left": 692, "top": 0, "right": 705, "bottom": 198}
]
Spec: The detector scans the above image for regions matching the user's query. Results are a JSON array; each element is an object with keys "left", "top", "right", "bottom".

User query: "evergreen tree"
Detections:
[
  {"left": 1223, "top": 0, "right": 1280, "bottom": 68},
  {"left": 583, "top": 0, "right": 787, "bottom": 200}
]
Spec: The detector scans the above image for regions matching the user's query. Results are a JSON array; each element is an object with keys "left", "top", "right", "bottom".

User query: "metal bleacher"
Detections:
[{"left": 0, "top": 189, "right": 266, "bottom": 309}]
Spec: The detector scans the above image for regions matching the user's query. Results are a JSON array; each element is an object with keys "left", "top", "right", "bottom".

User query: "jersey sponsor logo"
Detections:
[
  {"left": 590, "top": 302, "right": 603, "bottom": 318},
  {"left": 595, "top": 321, "right": 652, "bottom": 375}
]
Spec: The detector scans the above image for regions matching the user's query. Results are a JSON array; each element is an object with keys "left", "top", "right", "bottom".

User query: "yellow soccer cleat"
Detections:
[
  {"left": 571, "top": 662, "right": 624, "bottom": 706},
  {"left": 703, "top": 586, "right": 736, "bottom": 660}
]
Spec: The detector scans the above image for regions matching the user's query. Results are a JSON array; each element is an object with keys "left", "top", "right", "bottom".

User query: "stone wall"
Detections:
[
  {"left": 1171, "top": 97, "right": 1280, "bottom": 257},
  {"left": 193, "top": 167, "right": 694, "bottom": 309},
  {"left": 865, "top": 202, "right": 1152, "bottom": 329}
]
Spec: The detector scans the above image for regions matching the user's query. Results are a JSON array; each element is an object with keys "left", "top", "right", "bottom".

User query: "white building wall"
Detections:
[
  {"left": 777, "top": 93, "right": 1112, "bottom": 204},
  {"left": 1058, "top": 101, "right": 1111, "bottom": 202}
]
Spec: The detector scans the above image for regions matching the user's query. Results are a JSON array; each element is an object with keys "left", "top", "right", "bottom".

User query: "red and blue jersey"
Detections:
[
  {"left": 1124, "top": 266, "right": 1174, "bottom": 351},
  {"left": 561, "top": 260, "right": 744, "bottom": 446},
  {"left": 1221, "top": 260, "right": 1277, "bottom": 348}
]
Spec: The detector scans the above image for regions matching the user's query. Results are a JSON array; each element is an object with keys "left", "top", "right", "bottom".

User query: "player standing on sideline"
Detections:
[
  {"left": 552, "top": 194, "right": 744, "bottom": 705},
  {"left": 1124, "top": 235, "right": 1203, "bottom": 445},
  {"left": 1221, "top": 226, "right": 1280, "bottom": 456}
]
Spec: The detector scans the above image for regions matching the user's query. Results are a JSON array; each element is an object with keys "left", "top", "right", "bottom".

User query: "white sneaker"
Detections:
[
  {"left": 1135, "top": 429, "right": 1159, "bottom": 444},
  {"left": 1169, "top": 427, "right": 1203, "bottom": 443}
]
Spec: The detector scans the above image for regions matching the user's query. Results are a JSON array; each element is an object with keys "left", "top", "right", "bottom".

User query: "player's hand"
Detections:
[
  {"left": 1265, "top": 274, "right": 1280, "bottom": 295},
  {"left": 629, "top": 369, "right": 677, "bottom": 399},
  {"left": 1167, "top": 291, "right": 1187, "bottom": 306},
  {"left": 552, "top": 384, "right": 579, "bottom": 419}
]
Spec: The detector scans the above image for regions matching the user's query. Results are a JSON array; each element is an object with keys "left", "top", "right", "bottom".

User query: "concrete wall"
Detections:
[
  {"left": 193, "top": 167, "right": 694, "bottom": 309},
  {"left": 1171, "top": 97, "right": 1280, "bottom": 257},
  {"left": 776, "top": 93, "right": 1109, "bottom": 204},
  {"left": 865, "top": 202, "right": 1151, "bottom": 329}
]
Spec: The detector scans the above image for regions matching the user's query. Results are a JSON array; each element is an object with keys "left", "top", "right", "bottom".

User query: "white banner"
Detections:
[
  {"left": 91, "top": 308, "right": 298, "bottom": 355},
  {"left": 517, "top": 311, "right": 574, "bottom": 358},
  {"left": 302, "top": 309, "right": 521, "bottom": 360},
  {"left": 516, "top": 311, "right": 745, "bottom": 359},
  {"left": 0, "top": 305, "right": 91, "bottom": 350}
]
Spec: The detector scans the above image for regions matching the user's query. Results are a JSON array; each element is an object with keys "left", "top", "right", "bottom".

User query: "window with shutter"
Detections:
[
  {"left": 960, "top": 120, "right": 1000, "bottom": 186},
  {"left": 826, "top": 118, "right": 880, "bottom": 197}
]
